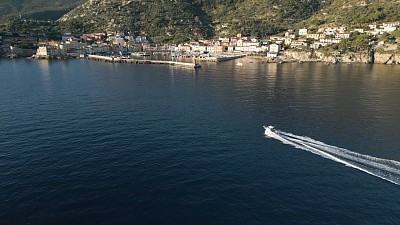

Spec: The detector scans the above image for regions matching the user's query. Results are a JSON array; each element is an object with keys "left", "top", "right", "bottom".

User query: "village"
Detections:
[{"left": 1, "top": 21, "right": 400, "bottom": 64}]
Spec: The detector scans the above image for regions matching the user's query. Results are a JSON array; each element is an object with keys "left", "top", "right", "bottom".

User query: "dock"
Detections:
[{"left": 87, "top": 55, "right": 200, "bottom": 68}]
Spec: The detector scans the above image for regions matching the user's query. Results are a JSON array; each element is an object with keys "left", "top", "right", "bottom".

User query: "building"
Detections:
[
  {"left": 36, "top": 46, "right": 61, "bottom": 58},
  {"left": 306, "top": 33, "right": 321, "bottom": 40},
  {"left": 298, "top": 29, "right": 308, "bottom": 36},
  {"left": 242, "top": 41, "right": 260, "bottom": 47},
  {"left": 319, "top": 38, "right": 341, "bottom": 45},
  {"left": 335, "top": 32, "right": 352, "bottom": 39},
  {"left": 219, "top": 37, "right": 230, "bottom": 43},
  {"left": 382, "top": 22, "right": 400, "bottom": 28},
  {"left": 290, "top": 40, "right": 307, "bottom": 48},
  {"left": 285, "top": 30, "right": 296, "bottom": 39},
  {"left": 269, "top": 43, "right": 281, "bottom": 53},
  {"left": 323, "top": 27, "right": 347, "bottom": 36},
  {"left": 354, "top": 28, "right": 364, "bottom": 33}
]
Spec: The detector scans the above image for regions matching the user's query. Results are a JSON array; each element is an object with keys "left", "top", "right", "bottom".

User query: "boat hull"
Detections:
[{"left": 263, "top": 126, "right": 280, "bottom": 139}]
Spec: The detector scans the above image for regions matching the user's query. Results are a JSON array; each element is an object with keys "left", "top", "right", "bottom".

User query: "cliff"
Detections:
[{"left": 284, "top": 50, "right": 337, "bottom": 63}]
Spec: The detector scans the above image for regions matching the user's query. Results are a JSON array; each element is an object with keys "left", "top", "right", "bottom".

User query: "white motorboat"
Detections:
[
  {"left": 236, "top": 62, "right": 243, "bottom": 66},
  {"left": 263, "top": 125, "right": 280, "bottom": 138}
]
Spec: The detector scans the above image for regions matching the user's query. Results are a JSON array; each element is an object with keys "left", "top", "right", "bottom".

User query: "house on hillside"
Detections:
[
  {"left": 219, "top": 37, "right": 230, "bottom": 43},
  {"left": 319, "top": 38, "right": 340, "bottom": 46},
  {"left": 269, "top": 43, "right": 280, "bottom": 53},
  {"left": 382, "top": 22, "right": 399, "bottom": 32},
  {"left": 298, "top": 29, "right": 308, "bottom": 36},
  {"left": 285, "top": 30, "right": 296, "bottom": 39},
  {"left": 323, "top": 27, "right": 346, "bottom": 36},
  {"left": 335, "top": 32, "right": 351, "bottom": 39},
  {"left": 306, "top": 33, "right": 322, "bottom": 40},
  {"left": 382, "top": 22, "right": 400, "bottom": 28},
  {"left": 290, "top": 40, "right": 307, "bottom": 48}
]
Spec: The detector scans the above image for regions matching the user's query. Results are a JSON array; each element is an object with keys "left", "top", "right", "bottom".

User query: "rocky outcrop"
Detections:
[
  {"left": 373, "top": 53, "right": 400, "bottom": 64},
  {"left": 374, "top": 53, "right": 393, "bottom": 64},
  {"left": 284, "top": 49, "right": 400, "bottom": 65},
  {"left": 284, "top": 50, "right": 315, "bottom": 62},
  {"left": 339, "top": 52, "right": 370, "bottom": 63},
  {"left": 284, "top": 50, "right": 337, "bottom": 63},
  {"left": 394, "top": 54, "right": 400, "bottom": 64}
]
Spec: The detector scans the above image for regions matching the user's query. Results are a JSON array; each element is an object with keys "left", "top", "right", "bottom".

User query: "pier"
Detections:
[{"left": 87, "top": 55, "right": 200, "bottom": 68}]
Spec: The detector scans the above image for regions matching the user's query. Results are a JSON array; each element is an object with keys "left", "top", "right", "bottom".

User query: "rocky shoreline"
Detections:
[{"left": 281, "top": 50, "right": 400, "bottom": 65}]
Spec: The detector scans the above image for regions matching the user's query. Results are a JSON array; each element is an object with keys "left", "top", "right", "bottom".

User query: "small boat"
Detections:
[
  {"left": 236, "top": 62, "right": 243, "bottom": 66},
  {"left": 194, "top": 64, "right": 201, "bottom": 68},
  {"left": 263, "top": 125, "right": 280, "bottom": 138}
]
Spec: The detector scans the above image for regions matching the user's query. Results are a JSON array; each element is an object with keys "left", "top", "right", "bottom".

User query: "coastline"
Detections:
[
  {"left": 247, "top": 50, "right": 400, "bottom": 65},
  {"left": 2, "top": 51, "right": 400, "bottom": 65}
]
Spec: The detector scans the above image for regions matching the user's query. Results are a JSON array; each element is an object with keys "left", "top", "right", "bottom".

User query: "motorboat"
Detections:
[
  {"left": 236, "top": 62, "right": 243, "bottom": 66},
  {"left": 263, "top": 125, "right": 280, "bottom": 138}
]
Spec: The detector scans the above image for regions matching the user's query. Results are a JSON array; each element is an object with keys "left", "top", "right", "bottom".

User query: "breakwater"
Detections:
[{"left": 87, "top": 55, "right": 200, "bottom": 68}]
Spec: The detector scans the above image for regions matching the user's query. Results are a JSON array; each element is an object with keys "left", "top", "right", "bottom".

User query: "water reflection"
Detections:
[{"left": 37, "top": 60, "right": 53, "bottom": 92}]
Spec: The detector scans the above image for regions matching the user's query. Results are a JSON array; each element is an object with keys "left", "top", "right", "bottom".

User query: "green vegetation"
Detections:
[
  {"left": 0, "top": 0, "right": 84, "bottom": 20},
  {"left": 58, "top": 0, "right": 215, "bottom": 43},
  {"left": 57, "top": 0, "right": 326, "bottom": 42},
  {"left": 324, "top": 32, "right": 375, "bottom": 53},
  {"left": 304, "top": 0, "right": 400, "bottom": 26},
  {"left": 379, "top": 32, "right": 396, "bottom": 43},
  {"left": 0, "top": 19, "right": 63, "bottom": 40},
  {"left": 1, "top": 0, "right": 400, "bottom": 44},
  {"left": 392, "top": 29, "right": 400, "bottom": 37}
]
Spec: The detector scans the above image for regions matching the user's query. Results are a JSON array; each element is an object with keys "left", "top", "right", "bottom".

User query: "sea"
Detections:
[{"left": 1, "top": 58, "right": 400, "bottom": 224}]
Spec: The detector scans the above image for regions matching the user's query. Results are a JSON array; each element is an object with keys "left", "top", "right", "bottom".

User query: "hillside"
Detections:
[
  {"left": 300, "top": 0, "right": 400, "bottom": 28},
  {"left": 2, "top": 0, "right": 400, "bottom": 43},
  {"left": 58, "top": 0, "right": 327, "bottom": 42},
  {"left": 0, "top": 0, "right": 84, "bottom": 20},
  {"left": 59, "top": 0, "right": 213, "bottom": 43}
]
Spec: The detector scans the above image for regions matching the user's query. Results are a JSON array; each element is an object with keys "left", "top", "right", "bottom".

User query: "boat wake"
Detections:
[{"left": 264, "top": 127, "right": 400, "bottom": 185}]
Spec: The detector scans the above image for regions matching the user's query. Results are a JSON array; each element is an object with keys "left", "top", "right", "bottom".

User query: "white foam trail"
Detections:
[{"left": 267, "top": 129, "right": 400, "bottom": 185}]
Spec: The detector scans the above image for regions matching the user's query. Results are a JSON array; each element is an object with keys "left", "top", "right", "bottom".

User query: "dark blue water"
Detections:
[{"left": 1, "top": 59, "right": 400, "bottom": 224}]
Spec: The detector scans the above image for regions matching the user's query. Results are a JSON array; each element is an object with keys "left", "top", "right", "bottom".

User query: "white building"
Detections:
[
  {"left": 36, "top": 46, "right": 61, "bottom": 57},
  {"left": 242, "top": 41, "right": 260, "bottom": 47},
  {"left": 335, "top": 32, "right": 351, "bottom": 39},
  {"left": 298, "top": 29, "right": 308, "bottom": 36},
  {"left": 306, "top": 33, "right": 321, "bottom": 40},
  {"left": 269, "top": 44, "right": 281, "bottom": 53},
  {"left": 382, "top": 22, "right": 400, "bottom": 28},
  {"left": 319, "top": 38, "right": 341, "bottom": 44},
  {"left": 219, "top": 37, "right": 230, "bottom": 43}
]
